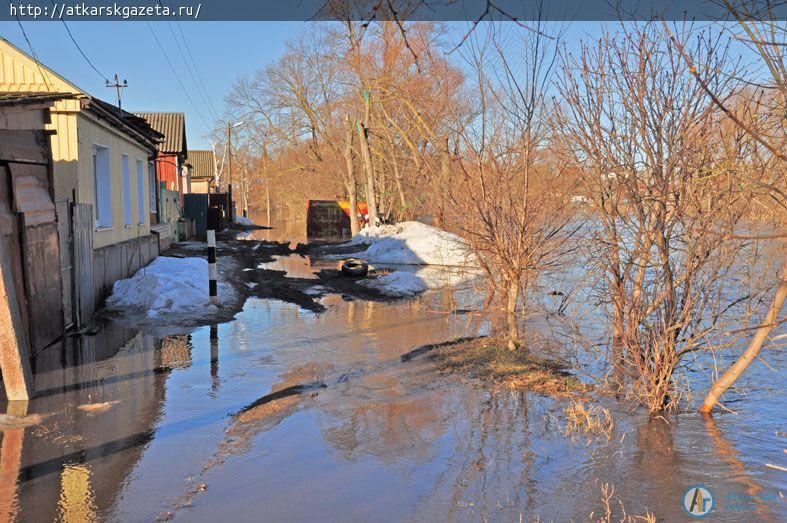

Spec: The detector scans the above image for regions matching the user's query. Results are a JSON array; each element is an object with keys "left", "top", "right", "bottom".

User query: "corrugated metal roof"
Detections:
[
  {"left": 133, "top": 112, "right": 187, "bottom": 155},
  {"left": 187, "top": 150, "right": 215, "bottom": 180}
]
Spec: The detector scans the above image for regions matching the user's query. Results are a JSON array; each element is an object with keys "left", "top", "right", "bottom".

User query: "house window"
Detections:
[
  {"left": 136, "top": 159, "right": 146, "bottom": 224},
  {"left": 149, "top": 161, "right": 157, "bottom": 214},
  {"left": 92, "top": 144, "right": 112, "bottom": 228},
  {"left": 122, "top": 154, "right": 132, "bottom": 226}
]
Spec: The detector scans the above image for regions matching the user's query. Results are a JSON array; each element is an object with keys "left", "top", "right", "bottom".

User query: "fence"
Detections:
[{"left": 159, "top": 186, "right": 181, "bottom": 243}]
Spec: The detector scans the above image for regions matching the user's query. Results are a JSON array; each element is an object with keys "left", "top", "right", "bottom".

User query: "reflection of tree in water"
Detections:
[
  {"left": 433, "top": 389, "right": 537, "bottom": 521},
  {"left": 574, "top": 410, "right": 777, "bottom": 521},
  {"left": 219, "top": 362, "right": 333, "bottom": 456},
  {"left": 320, "top": 393, "right": 443, "bottom": 464},
  {"left": 704, "top": 417, "right": 774, "bottom": 520},
  {"left": 320, "top": 381, "right": 546, "bottom": 520},
  {"left": 318, "top": 365, "right": 445, "bottom": 464},
  {"left": 630, "top": 416, "right": 771, "bottom": 520}
]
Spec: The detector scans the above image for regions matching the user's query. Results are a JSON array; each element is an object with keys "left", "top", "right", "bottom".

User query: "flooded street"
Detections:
[{"left": 1, "top": 223, "right": 785, "bottom": 522}]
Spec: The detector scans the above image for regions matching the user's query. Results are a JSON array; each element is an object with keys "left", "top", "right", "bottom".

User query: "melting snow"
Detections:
[
  {"left": 234, "top": 215, "right": 256, "bottom": 226},
  {"left": 346, "top": 221, "right": 475, "bottom": 266},
  {"left": 305, "top": 285, "right": 329, "bottom": 296},
  {"left": 106, "top": 256, "right": 232, "bottom": 317},
  {"left": 359, "top": 271, "right": 428, "bottom": 297}
]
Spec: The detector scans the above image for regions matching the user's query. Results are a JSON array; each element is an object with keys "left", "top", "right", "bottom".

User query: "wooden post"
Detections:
[
  {"left": 0, "top": 236, "right": 35, "bottom": 401},
  {"left": 0, "top": 401, "right": 27, "bottom": 521},
  {"left": 207, "top": 230, "right": 217, "bottom": 304}
]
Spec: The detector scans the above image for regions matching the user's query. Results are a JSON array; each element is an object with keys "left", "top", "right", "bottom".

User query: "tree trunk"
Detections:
[
  {"left": 357, "top": 122, "right": 379, "bottom": 226},
  {"left": 390, "top": 150, "right": 407, "bottom": 219},
  {"left": 435, "top": 144, "right": 450, "bottom": 228},
  {"left": 265, "top": 184, "right": 271, "bottom": 227},
  {"left": 344, "top": 116, "right": 360, "bottom": 235},
  {"left": 506, "top": 278, "right": 520, "bottom": 351},
  {"left": 611, "top": 286, "right": 626, "bottom": 391},
  {"left": 700, "top": 260, "right": 787, "bottom": 415}
]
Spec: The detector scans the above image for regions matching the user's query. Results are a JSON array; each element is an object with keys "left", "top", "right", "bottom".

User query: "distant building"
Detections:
[
  {"left": 187, "top": 150, "right": 216, "bottom": 194},
  {"left": 132, "top": 111, "right": 189, "bottom": 204}
]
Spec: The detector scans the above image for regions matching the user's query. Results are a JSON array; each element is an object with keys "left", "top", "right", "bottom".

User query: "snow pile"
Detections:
[
  {"left": 305, "top": 285, "right": 330, "bottom": 296},
  {"left": 347, "top": 221, "right": 475, "bottom": 267},
  {"left": 106, "top": 256, "right": 221, "bottom": 317},
  {"left": 358, "top": 265, "right": 480, "bottom": 297},
  {"left": 360, "top": 271, "right": 428, "bottom": 297},
  {"left": 235, "top": 230, "right": 254, "bottom": 240},
  {"left": 234, "top": 215, "right": 256, "bottom": 226}
]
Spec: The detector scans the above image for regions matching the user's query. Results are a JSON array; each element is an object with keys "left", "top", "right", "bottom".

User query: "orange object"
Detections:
[{"left": 306, "top": 200, "right": 368, "bottom": 238}]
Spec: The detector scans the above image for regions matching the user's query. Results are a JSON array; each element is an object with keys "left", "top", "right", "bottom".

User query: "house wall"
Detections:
[
  {"left": 191, "top": 179, "right": 211, "bottom": 194},
  {"left": 2, "top": 38, "right": 161, "bottom": 324},
  {"left": 156, "top": 153, "right": 179, "bottom": 191},
  {"left": 91, "top": 234, "right": 158, "bottom": 307},
  {"left": 48, "top": 100, "right": 81, "bottom": 203},
  {"left": 73, "top": 112, "right": 152, "bottom": 250},
  {"left": 2, "top": 40, "right": 153, "bottom": 251},
  {"left": 1, "top": 39, "right": 76, "bottom": 93}
]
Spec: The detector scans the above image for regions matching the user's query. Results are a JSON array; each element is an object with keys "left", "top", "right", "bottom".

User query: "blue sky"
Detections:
[
  {"left": 0, "top": 21, "right": 302, "bottom": 148},
  {"left": 0, "top": 21, "right": 752, "bottom": 149}
]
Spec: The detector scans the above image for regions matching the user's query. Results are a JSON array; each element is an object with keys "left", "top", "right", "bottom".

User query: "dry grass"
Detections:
[
  {"left": 564, "top": 400, "right": 615, "bottom": 442},
  {"left": 592, "top": 482, "right": 657, "bottom": 523},
  {"left": 427, "top": 339, "right": 592, "bottom": 398}
]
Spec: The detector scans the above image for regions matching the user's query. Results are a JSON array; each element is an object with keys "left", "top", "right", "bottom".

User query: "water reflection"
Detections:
[
  {"left": 0, "top": 401, "right": 26, "bottom": 522},
  {"left": 0, "top": 241, "right": 782, "bottom": 521},
  {"left": 57, "top": 463, "right": 96, "bottom": 522},
  {"left": 1, "top": 324, "right": 167, "bottom": 522},
  {"left": 210, "top": 325, "right": 220, "bottom": 395}
]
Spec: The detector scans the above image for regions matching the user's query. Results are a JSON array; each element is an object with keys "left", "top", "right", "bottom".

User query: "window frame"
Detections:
[
  {"left": 136, "top": 159, "right": 146, "bottom": 224},
  {"left": 92, "top": 142, "right": 113, "bottom": 230},
  {"left": 148, "top": 161, "right": 157, "bottom": 214},
  {"left": 121, "top": 153, "right": 132, "bottom": 227}
]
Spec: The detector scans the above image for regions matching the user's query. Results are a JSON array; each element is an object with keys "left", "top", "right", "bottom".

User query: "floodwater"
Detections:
[{"left": 1, "top": 221, "right": 785, "bottom": 521}]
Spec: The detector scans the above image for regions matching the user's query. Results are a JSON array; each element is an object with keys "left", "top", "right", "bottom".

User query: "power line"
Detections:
[
  {"left": 173, "top": 20, "right": 220, "bottom": 119},
  {"left": 163, "top": 17, "right": 219, "bottom": 121},
  {"left": 50, "top": 0, "right": 109, "bottom": 82},
  {"left": 158, "top": 0, "right": 219, "bottom": 121},
  {"left": 159, "top": 0, "right": 219, "bottom": 120},
  {"left": 145, "top": 21, "right": 211, "bottom": 129},
  {"left": 8, "top": 0, "right": 52, "bottom": 92}
]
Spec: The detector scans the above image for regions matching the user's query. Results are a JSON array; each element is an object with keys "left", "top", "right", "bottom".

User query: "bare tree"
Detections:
[
  {"left": 662, "top": 5, "right": 786, "bottom": 414},
  {"left": 445, "top": 22, "right": 579, "bottom": 351},
  {"left": 556, "top": 23, "right": 759, "bottom": 411}
]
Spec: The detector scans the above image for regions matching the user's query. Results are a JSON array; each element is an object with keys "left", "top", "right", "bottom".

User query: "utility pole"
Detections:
[
  {"left": 226, "top": 122, "right": 233, "bottom": 221},
  {"left": 262, "top": 137, "right": 270, "bottom": 226},
  {"left": 106, "top": 74, "right": 128, "bottom": 116}
]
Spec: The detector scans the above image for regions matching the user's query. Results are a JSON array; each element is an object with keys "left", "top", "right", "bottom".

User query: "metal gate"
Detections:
[
  {"left": 0, "top": 129, "right": 63, "bottom": 353},
  {"left": 184, "top": 193, "right": 208, "bottom": 238}
]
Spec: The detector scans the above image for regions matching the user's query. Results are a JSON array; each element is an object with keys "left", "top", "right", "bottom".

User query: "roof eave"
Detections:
[{"left": 82, "top": 98, "right": 160, "bottom": 152}]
